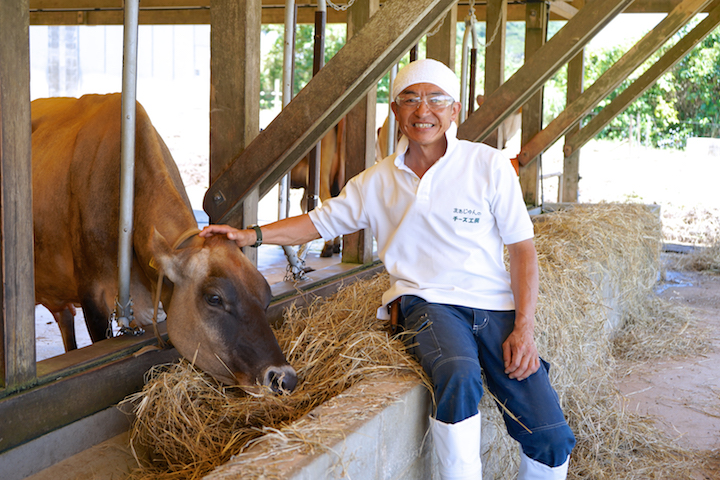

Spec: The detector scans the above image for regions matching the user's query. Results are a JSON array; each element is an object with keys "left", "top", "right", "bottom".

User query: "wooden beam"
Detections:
[
  {"left": 456, "top": 0, "right": 634, "bottom": 146},
  {"left": 549, "top": 0, "right": 579, "bottom": 19},
  {"left": 625, "top": 0, "right": 716, "bottom": 13},
  {"left": 341, "top": 0, "right": 379, "bottom": 265},
  {"left": 566, "top": 0, "right": 720, "bottom": 155},
  {"left": 27, "top": 0, "right": 720, "bottom": 26},
  {"left": 30, "top": 9, "right": 210, "bottom": 25},
  {"left": 203, "top": 0, "right": 458, "bottom": 225},
  {"left": 0, "top": 344, "right": 180, "bottom": 453},
  {"left": 518, "top": 0, "right": 548, "bottom": 207},
  {"left": 1, "top": 0, "right": 35, "bottom": 391},
  {"left": 561, "top": 48, "right": 585, "bottom": 202},
  {"left": 516, "top": 0, "right": 712, "bottom": 167}
]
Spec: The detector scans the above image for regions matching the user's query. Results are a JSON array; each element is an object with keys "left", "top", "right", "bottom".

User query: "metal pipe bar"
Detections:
[
  {"left": 117, "top": 0, "right": 140, "bottom": 331},
  {"left": 306, "top": 4, "right": 326, "bottom": 212},
  {"left": 387, "top": 63, "right": 398, "bottom": 156}
]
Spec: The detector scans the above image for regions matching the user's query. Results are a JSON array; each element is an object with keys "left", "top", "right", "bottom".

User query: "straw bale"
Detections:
[
  {"left": 122, "top": 202, "right": 710, "bottom": 480},
  {"left": 529, "top": 203, "right": 710, "bottom": 479},
  {"left": 662, "top": 204, "right": 720, "bottom": 246}
]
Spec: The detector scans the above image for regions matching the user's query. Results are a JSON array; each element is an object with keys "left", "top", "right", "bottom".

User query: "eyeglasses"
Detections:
[{"left": 394, "top": 93, "right": 455, "bottom": 111}]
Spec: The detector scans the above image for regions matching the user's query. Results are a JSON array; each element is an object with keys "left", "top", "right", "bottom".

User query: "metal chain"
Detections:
[
  {"left": 326, "top": 0, "right": 357, "bottom": 11},
  {"left": 112, "top": 296, "right": 145, "bottom": 337}
]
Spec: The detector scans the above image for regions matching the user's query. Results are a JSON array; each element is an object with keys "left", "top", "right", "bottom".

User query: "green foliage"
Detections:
[
  {"left": 587, "top": 25, "right": 720, "bottom": 149},
  {"left": 260, "top": 24, "right": 346, "bottom": 109}
]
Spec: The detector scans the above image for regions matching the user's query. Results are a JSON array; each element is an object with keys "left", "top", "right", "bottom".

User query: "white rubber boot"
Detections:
[
  {"left": 429, "top": 413, "right": 482, "bottom": 480},
  {"left": 518, "top": 451, "right": 570, "bottom": 480}
]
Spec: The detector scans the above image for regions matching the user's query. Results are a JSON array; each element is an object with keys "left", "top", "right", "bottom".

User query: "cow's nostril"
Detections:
[{"left": 263, "top": 365, "right": 298, "bottom": 394}]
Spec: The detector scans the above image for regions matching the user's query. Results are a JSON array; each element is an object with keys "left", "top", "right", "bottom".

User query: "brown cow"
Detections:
[
  {"left": 32, "top": 93, "right": 296, "bottom": 391},
  {"left": 290, "top": 117, "right": 346, "bottom": 257}
]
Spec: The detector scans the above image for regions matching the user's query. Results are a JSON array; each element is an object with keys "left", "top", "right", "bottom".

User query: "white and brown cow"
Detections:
[{"left": 32, "top": 93, "right": 296, "bottom": 391}]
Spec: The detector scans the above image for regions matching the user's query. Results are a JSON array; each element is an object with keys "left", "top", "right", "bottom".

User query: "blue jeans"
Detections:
[{"left": 400, "top": 295, "right": 576, "bottom": 468}]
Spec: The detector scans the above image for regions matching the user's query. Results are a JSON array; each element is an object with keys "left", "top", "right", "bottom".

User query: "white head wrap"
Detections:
[{"left": 392, "top": 58, "right": 460, "bottom": 102}]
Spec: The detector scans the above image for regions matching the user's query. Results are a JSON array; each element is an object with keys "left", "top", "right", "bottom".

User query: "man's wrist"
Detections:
[{"left": 248, "top": 225, "right": 262, "bottom": 248}]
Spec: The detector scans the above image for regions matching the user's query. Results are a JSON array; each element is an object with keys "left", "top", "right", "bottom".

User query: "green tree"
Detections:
[
  {"left": 586, "top": 25, "right": 720, "bottom": 148},
  {"left": 260, "top": 24, "right": 346, "bottom": 109}
]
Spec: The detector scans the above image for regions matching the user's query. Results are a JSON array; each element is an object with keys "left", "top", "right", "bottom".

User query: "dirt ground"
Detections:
[{"left": 617, "top": 264, "right": 720, "bottom": 455}]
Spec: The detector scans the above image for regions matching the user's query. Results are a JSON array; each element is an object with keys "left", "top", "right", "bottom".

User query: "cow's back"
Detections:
[
  {"left": 32, "top": 93, "right": 195, "bottom": 324},
  {"left": 32, "top": 95, "right": 118, "bottom": 309}
]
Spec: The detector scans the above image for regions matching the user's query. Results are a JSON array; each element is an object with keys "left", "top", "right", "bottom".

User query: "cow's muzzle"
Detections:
[{"left": 262, "top": 365, "right": 298, "bottom": 394}]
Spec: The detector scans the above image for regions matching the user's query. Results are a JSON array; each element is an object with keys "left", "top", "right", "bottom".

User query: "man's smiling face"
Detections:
[{"left": 391, "top": 82, "right": 461, "bottom": 149}]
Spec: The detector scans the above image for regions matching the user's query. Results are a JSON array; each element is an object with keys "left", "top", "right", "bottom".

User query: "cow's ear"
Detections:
[{"left": 150, "top": 228, "right": 182, "bottom": 282}]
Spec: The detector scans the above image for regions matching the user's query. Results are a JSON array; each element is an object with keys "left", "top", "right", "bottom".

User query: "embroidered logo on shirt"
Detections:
[{"left": 453, "top": 207, "right": 482, "bottom": 223}]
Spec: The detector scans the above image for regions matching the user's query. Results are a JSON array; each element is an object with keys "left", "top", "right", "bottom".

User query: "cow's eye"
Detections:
[{"left": 204, "top": 293, "right": 223, "bottom": 307}]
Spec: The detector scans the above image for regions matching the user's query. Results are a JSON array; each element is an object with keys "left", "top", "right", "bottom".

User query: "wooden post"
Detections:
[
  {"left": 519, "top": 1, "right": 548, "bottom": 207},
  {"left": 426, "top": 6, "right": 457, "bottom": 70},
  {"left": 210, "top": 0, "right": 261, "bottom": 263},
  {"left": 0, "top": 0, "right": 36, "bottom": 389},
  {"left": 342, "top": 0, "right": 379, "bottom": 265},
  {"left": 562, "top": 47, "right": 584, "bottom": 202}
]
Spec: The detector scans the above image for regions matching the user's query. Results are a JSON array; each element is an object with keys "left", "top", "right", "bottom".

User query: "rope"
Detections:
[
  {"left": 470, "top": 0, "right": 506, "bottom": 50},
  {"left": 426, "top": 15, "right": 446, "bottom": 38}
]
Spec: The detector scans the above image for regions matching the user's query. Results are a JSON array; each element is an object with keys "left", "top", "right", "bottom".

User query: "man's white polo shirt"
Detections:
[{"left": 308, "top": 123, "right": 534, "bottom": 318}]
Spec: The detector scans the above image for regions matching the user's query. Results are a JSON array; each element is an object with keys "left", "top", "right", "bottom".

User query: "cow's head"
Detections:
[{"left": 150, "top": 230, "right": 297, "bottom": 393}]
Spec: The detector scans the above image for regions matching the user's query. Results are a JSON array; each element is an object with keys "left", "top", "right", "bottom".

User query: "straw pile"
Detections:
[
  {"left": 672, "top": 239, "right": 720, "bottom": 274},
  {"left": 529, "top": 203, "right": 711, "bottom": 479},
  {"left": 122, "top": 202, "right": 711, "bottom": 480}
]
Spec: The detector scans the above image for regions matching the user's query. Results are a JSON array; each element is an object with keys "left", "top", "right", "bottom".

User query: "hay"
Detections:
[
  {"left": 662, "top": 204, "right": 720, "bottom": 246},
  {"left": 530, "top": 203, "right": 711, "bottom": 479},
  {"left": 122, "top": 202, "right": 711, "bottom": 480},
  {"left": 672, "top": 239, "right": 720, "bottom": 274},
  {"left": 121, "top": 273, "right": 427, "bottom": 480}
]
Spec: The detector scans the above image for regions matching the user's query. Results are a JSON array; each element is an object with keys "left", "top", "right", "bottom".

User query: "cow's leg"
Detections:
[
  {"left": 320, "top": 237, "right": 341, "bottom": 258},
  {"left": 53, "top": 306, "right": 78, "bottom": 351},
  {"left": 81, "top": 295, "right": 111, "bottom": 343},
  {"left": 321, "top": 240, "right": 334, "bottom": 258}
]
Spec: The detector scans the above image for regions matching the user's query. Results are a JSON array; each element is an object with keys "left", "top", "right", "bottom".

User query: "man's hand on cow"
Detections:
[
  {"left": 199, "top": 224, "right": 255, "bottom": 248},
  {"left": 502, "top": 323, "right": 540, "bottom": 381}
]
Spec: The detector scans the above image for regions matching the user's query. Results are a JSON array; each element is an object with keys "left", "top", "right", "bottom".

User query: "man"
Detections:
[{"left": 200, "top": 58, "right": 575, "bottom": 479}]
